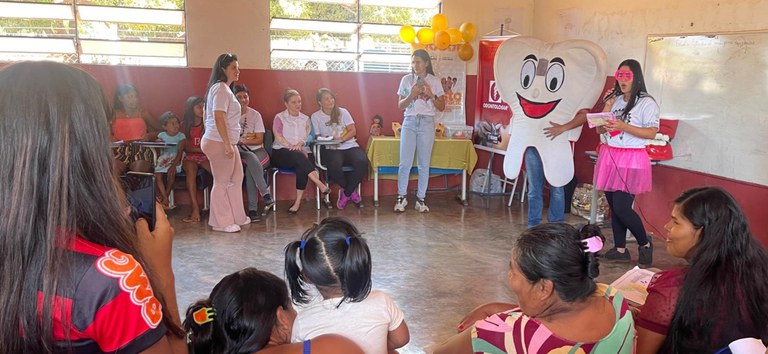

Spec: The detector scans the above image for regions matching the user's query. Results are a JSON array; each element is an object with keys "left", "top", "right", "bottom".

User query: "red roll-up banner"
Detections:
[{"left": 474, "top": 36, "right": 515, "bottom": 147}]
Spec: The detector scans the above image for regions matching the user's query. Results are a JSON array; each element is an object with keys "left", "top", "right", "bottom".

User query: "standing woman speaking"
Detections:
[
  {"left": 596, "top": 59, "right": 659, "bottom": 267},
  {"left": 394, "top": 49, "right": 445, "bottom": 213},
  {"left": 202, "top": 53, "right": 249, "bottom": 233}
]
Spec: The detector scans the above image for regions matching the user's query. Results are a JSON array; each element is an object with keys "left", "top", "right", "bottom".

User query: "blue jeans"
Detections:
[
  {"left": 398, "top": 115, "right": 435, "bottom": 199},
  {"left": 524, "top": 147, "right": 565, "bottom": 227}
]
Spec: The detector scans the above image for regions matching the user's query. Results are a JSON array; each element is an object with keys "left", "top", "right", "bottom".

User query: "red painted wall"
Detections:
[{"left": 4, "top": 62, "right": 764, "bottom": 245}]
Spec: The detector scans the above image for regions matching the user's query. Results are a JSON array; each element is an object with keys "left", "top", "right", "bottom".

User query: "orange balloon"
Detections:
[
  {"left": 434, "top": 30, "right": 450, "bottom": 50},
  {"left": 416, "top": 28, "right": 434, "bottom": 44},
  {"left": 460, "top": 22, "right": 477, "bottom": 42},
  {"left": 447, "top": 28, "right": 462, "bottom": 45},
  {"left": 431, "top": 14, "right": 448, "bottom": 32},
  {"left": 458, "top": 43, "right": 474, "bottom": 61},
  {"left": 399, "top": 25, "right": 416, "bottom": 43}
]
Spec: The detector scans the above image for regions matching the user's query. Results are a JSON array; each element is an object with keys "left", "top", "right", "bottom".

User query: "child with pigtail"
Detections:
[{"left": 284, "top": 217, "right": 410, "bottom": 354}]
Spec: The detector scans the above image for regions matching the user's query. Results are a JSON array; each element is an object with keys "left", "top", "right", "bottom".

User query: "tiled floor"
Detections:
[{"left": 169, "top": 191, "right": 685, "bottom": 354}]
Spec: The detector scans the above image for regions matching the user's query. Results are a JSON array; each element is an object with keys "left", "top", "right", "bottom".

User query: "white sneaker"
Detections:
[
  {"left": 212, "top": 224, "right": 241, "bottom": 233},
  {"left": 394, "top": 195, "right": 408, "bottom": 212},
  {"left": 414, "top": 199, "right": 430, "bottom": 213},
  {"left": 239, "top": 217, "right": 251, "bottom": 226}
]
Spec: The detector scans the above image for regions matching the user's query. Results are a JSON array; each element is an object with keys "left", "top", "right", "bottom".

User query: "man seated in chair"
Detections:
[{"left": 234, "top": 84, "right": 274, "bottom": 221}]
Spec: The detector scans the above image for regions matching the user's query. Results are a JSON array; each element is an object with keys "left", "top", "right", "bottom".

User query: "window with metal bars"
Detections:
[
  {"left": 0, "top": 0, "right": 186, "bottom": 66},
  {"left": 269, "top": 0, "right": 439, "bottom": 73}
]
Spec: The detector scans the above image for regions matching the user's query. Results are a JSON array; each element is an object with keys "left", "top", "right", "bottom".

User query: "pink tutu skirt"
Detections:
[{"left": 594, "top": 145, "right": 652, "bottom": 194}]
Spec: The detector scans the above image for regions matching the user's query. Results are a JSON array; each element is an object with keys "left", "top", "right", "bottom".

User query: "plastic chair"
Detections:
[{"left": 169, "top": 168, "right": 211, "bottom": 210}]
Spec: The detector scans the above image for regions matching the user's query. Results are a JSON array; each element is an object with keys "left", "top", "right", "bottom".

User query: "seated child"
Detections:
[
  {"left": 284, "top": 217, "right": 410, "bottom": 354},
  {"left": 154, "top": 111, "right": 186, "bottom": 208}
]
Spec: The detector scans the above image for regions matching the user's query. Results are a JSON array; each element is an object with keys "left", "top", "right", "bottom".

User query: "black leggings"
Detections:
[
  {"left": 320, "top": 147, "right": 369, "bottom": 196},
  {"left": 605, "top": 191, "right": 649, "bottom": 248},
  {"left": 271, "top": 148, "right": 316, "bottom": 190}
]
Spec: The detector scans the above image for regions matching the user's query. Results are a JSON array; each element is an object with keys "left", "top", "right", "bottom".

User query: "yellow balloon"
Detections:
[
  {"left": 416, "top": 28, "right": 434, "bottom": 44},
  {"left": 447, "top": 28, "right": 462, "bottom": 45},
  {"left": 399, "top": 25, "right": 416, "bottom": 43},
  {"left": 458, "top": 43, "right": 474, "bottom": 61},
  {"left": 460, "top": 22, "right": 477, "bottom": 43},
  {"left": 431, "top": 14, "right": 448, "bottom": 32},
  {"left": 434, "top": 30, "right": 450, "bottom": 50}
]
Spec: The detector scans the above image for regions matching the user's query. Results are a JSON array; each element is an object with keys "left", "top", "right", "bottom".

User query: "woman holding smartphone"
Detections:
[{"left": 394, "top": 49, "right": 445, "bottom": 213}]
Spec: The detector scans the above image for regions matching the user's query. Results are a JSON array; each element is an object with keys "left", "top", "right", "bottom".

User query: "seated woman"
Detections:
[
  {"left": 434, "top": 223, "right": 635, "bottom": 354},
  {"left": 310, "top": 88, "right": 369, "bottom": 209},
  {"left": 636, "top": 186, "right": 768, "bottom": 354},
  {"left": 184, "top": 267, "right": 363, "bottom": 354},
  {"left": 0, "top": 61, "right": 184, "bottom": 353},
  {"left": 111, "top": 84, "right": 160, "bottom": 173},
  {"left": 271, "top": 89, "right": 330, "bottom": 214}
]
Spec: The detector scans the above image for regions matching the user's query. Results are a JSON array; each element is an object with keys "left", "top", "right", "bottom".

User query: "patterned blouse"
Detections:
[{"left": 471, "top": 284, "right": 635, "bottom": 354}]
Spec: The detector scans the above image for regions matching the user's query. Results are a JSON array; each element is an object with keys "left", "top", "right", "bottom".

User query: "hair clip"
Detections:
[
  {"left": 345, "top": 236, "right": 351, "bottom": 246},
  {"left": 192, "top": 306, "right": 216, "bottom": 325},
  {"left": 581, "top": 236, "right": 604, "bottom": 253},
  {"left": 300, "top": 239, "right": 307, "bottom": 249}
]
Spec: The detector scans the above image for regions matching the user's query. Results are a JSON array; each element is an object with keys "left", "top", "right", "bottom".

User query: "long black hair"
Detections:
[
  {"left": 0, "top": 61, "right": 181, "bottom": 353},
  {"left": 514, "top": 223, "right": 602, "bottom": 302},
  {"left": 184, "top": 268, "right": 291, "bottom": 354},
  {"left": 112, "top": 83, "right": 137, "bottom": 111},
  {"left": 411, "top": 49, "right": 435, "bottom": 76},
  {"left": 182, "top": 96, "right": 204, "bottom": 138},
  {"left": 661, "top": 187, "right": 768, "bottom": 353},
  {"left": 613, "top": 59, "right": 653, "bottom": 120},
  {"left": 284, "top": 217, "right": 372, "bottom": 306},
  {"left": 206, "top": 53, "right": 238, "bottom": 95}
]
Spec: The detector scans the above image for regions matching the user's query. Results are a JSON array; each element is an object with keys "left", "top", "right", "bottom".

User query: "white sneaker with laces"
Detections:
[
  {"left": 394, "top": 195, "right": 408, "bottom": 212},
  {"left": 415, "top": 199, "right": 429, "bottom": 213}
]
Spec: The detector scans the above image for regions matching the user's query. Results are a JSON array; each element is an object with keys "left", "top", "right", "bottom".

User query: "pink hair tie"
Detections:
[{"left": 581, "top": 236, "right": 604, "bottom": 253}]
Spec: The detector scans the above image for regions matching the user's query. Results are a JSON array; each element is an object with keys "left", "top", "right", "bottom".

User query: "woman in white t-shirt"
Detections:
[
  {"left": 595, "top": 59, "right": 659, "bottom": 267},
  {"left": 201, "top": 53, "right": 249, "bottom": 233},
  {"left": 272, "top": 89, "right": 330, "bottom": 214},
  {"left": 311, "top": 88, "right": 369, "bottom": 209},
  {"left": 394, "top": 49, "right": 445, "bottom": 213}
]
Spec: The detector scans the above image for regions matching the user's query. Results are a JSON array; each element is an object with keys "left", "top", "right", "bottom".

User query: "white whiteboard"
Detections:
[{"left": 644, "top": 32, "right": 768, "bottom": 186}]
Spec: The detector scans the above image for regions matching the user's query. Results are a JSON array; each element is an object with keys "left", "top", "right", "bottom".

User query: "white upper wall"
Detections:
[
  {"left": 186, "top": 0, "right": 270, "bottom": 68},
  {"left": 185, "top": 0, "right": 535, "bottom": 74},
  {"left": 532, "top": 0, "right": 768, "bottom": 70}
]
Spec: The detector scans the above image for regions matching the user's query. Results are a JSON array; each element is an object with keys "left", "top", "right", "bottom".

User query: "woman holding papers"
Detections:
[
  {"left": 636, "top": 187, "right": 768, "bottom": 353},
  {"left": 596, "top": 59, "right": 659, "bottom": 267}
]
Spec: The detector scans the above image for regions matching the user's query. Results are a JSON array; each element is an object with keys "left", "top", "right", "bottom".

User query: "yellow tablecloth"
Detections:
[{"left": 366, "top": 136, "right": 478, "bottom": 179}]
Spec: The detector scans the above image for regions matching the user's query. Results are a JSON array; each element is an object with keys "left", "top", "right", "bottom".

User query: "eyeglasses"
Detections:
[{"left": 614, "top": 69, "right": 633, "bottom": 82}]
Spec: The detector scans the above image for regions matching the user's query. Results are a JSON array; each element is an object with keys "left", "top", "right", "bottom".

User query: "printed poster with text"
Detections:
[
  {"left": 414, "top": 43, "right": 466, "bottom": 126},
  {"left": 474, "top": 36, "right": 516, "bottom": 147}
]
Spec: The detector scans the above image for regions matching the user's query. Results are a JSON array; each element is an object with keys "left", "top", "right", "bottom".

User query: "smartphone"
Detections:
[{"left": 120, "top": 171, "right": 156, "bottom": 231}]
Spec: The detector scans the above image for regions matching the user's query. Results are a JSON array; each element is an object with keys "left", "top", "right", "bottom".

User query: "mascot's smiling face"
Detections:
[
  {"left": 516, "top": 54, "right": 564, "bottom": 119},
  {"left": 493, "top": 37, "right": 607, "bottom": 187},
  {"left": 494, "top": 37, "right": 606, "bottom": 123}
]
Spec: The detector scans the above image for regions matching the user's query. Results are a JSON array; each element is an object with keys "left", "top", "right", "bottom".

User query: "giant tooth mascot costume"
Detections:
[{"left": 494, "top": 37, "right": 607, "bottom": 188}]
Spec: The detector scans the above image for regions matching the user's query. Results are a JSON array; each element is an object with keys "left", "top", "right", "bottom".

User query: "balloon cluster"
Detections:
[{"left": 399, "top": 14, "right": 476, "bottom": 61}]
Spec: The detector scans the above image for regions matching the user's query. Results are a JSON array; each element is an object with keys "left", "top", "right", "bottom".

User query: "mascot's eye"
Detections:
[
  {"left": 545, "top": 63, "right": 565, "bottom": 92},
  {"left": 520, "top": 59, "right": 536, "bottom": 89}
]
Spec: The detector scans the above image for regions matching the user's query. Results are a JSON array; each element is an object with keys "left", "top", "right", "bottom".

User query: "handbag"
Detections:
[{"left": 238, "top": 144, "right": 271, "bottom": 168}]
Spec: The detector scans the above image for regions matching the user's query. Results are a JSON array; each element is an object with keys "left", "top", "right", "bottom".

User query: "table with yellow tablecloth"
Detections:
[{"left": 366, "top": 136, "right": 478, "bottom": 206}]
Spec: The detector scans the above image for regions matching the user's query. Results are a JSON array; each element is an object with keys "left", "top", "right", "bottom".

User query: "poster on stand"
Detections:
[
  {"left": 413, "top": 43, "right": 466, "bottom": 127},
  {"left": 474, "top": 36, "right": 516, "bottom": 147}
]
